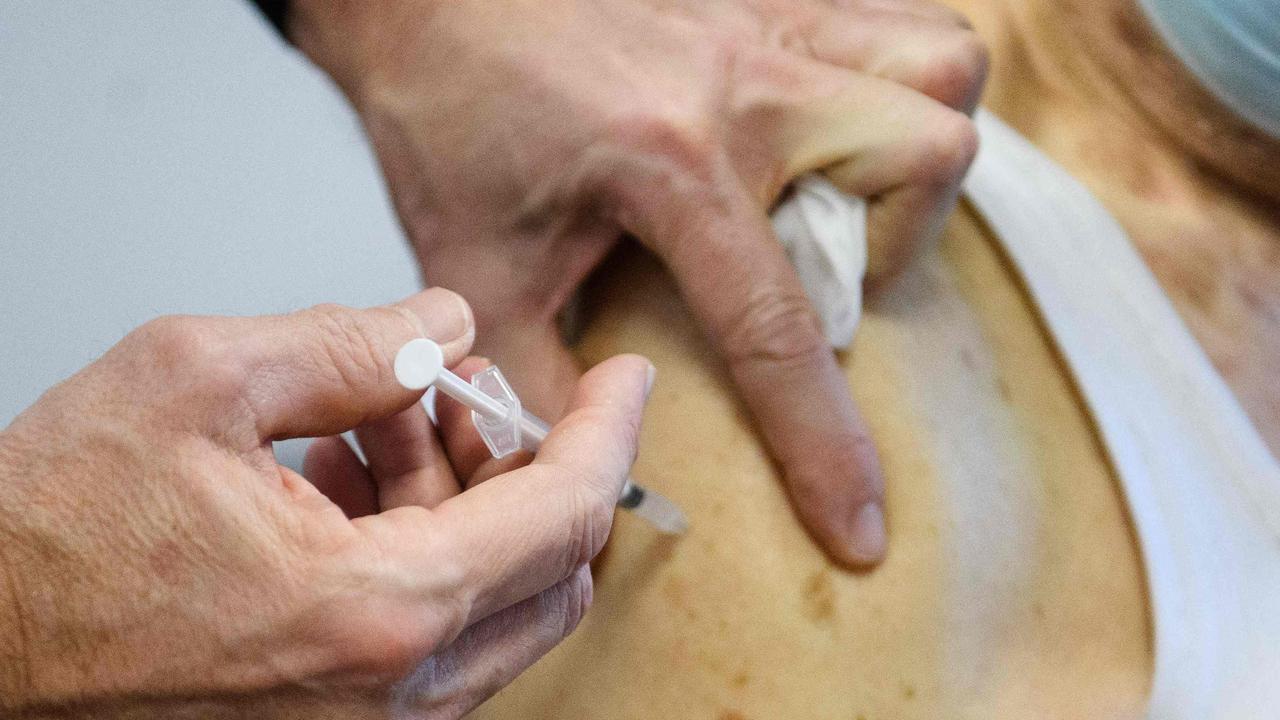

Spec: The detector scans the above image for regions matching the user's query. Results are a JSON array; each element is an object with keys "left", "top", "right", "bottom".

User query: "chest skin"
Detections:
[{"left": 470, "top": 205, "right": 1152, "bottom": 720}]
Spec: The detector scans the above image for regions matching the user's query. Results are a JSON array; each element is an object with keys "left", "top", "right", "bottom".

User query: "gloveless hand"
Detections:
[
  {"left": 0, "top": 289, "right": 652, "bottom": 719},
  {"left": 291, "top": 0, "right": 986, "bottom": 567}
]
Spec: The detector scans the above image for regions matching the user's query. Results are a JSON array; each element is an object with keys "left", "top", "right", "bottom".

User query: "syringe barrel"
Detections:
[
  {"left": 518, "top": 411, "right": 551, "bottom": 451},
  {"left": 433, "top": 368, "right": 508, "bottom": 421},
  {"left": 400, "top": 347, "right": 687, "bottom": 535}
]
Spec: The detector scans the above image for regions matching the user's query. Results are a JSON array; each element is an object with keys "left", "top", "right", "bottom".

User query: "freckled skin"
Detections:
[
  {"left": 473, "top": 215, "right": 1152, "bottom": 719},
  {"left": 802, "top": 571, "right": 836, "bottom": 623},
  {"left": 474, "top": 1, "right": 1280, "bottom": 716},
  {"left": 945, "top": 0, "right": 1280, "bottom": 453},
  {"left": 474, "top": 2, "right": 1279, "bottom": 717}
]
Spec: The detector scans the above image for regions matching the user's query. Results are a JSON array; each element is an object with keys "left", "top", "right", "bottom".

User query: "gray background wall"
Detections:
[{"left": 0, "top": 2, "right": 420, "bottom": 466}]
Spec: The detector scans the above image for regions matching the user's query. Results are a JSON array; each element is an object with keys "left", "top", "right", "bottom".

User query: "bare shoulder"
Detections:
[
  {"left": 940, "top": 0, "right": 1280, "bottom": 457},
  {"left": 472, "top": 210, "right": 1151, "bottom": 719}
]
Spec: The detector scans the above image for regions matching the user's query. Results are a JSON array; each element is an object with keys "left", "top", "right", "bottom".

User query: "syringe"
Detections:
[{"left": 393, "top": 338, "right": 688, "bottom": 535}]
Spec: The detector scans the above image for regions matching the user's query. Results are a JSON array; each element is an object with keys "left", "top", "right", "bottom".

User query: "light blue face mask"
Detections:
[{"left": 1138, "top": 0, "right": 1280, "bottom": 137}]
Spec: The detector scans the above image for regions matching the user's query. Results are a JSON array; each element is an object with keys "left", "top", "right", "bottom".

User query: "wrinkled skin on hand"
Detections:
[
  {"left": 0, "top": 288, "right": 652, "bottom": 719},
  {"left": 292, "top": 0, "right": 987, "bottom": 567}
]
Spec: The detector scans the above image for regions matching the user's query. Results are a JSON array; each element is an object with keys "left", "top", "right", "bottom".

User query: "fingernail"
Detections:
[
  {"left": 417, "top": 289, "right": 473, "bottom": 345},
  {"left": 849, "top": 502, "right": 886, "bottom": 564},
  {"left": 644, "top": 363, "right": 657, "bottom": 398}
]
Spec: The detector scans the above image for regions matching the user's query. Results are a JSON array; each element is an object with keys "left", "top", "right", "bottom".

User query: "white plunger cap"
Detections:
[{"left": 393, "top": 338, "right": 445, "bottom": 390}]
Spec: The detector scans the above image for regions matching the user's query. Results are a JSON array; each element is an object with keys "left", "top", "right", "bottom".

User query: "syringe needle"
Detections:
[
  {"left": 619, "top": 480, "right": 689, "bottom": 534},
  {"left": 394, "top": 338, "right": 688, "bottom": 535}
]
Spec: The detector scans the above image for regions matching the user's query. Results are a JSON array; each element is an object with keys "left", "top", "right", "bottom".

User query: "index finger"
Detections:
[{"left": 621, "top": 167, "right": 887, "bottom": 568}]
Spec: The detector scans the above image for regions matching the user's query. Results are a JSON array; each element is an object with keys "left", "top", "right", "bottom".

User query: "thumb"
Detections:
[{"left": 236, "top": 287, "right": 475, "bottom": 440}]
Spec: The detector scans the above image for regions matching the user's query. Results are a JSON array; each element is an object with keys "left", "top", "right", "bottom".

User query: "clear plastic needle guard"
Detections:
[{"left": 394, "top": 338, "right": 688, "bottom": 535}]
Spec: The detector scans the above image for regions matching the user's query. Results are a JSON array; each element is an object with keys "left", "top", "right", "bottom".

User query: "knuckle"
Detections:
[
  {"left": 351, "top": 617, "right": 430, "bottom": 684},
  {"left": 917, "top": 30, "right": 989, "bottom": 108},
  {"left": 543, "top": 566, "right": 594, "bottom": 640},
  {"left": 719, "top": 285, "right": 827, "bottom": 370},
  {"left": 386, "top": 511, "right": 474, "bottom": 644},
  {"left": 130, "top": 315, "right": 245, "bottom": 393},
  {"left": 427, "top": 555, "right": 475, "bottom": 643},
  {"left": 306, "top": 599, "right": 426, "bottom": 685},
  {"left": 566, "top": 565, "right": 595, "bottom": 636},
  {"left": 317, "top": 520, "right": 470, "bottom": 685},
  {"left": 915, "top": 109, "right": 980, "bottom": 186},
  {"left": 605, "top": 106, "right": 720, "bottom": 186},
  {"left": 132, "top": 314, "right": 216, "bottom": 366},
  {"left": 561, "top": 467, "right": 617, "bottom": 569}
]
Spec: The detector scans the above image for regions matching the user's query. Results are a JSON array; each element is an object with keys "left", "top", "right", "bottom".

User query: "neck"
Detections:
[{"left": 977, "top": 0, "right": 1280, "bottom": 208}]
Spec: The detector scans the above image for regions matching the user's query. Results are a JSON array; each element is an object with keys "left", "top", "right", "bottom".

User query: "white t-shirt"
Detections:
[{"left": 773, "top": 110, "right": 1280, "bottom": 718}]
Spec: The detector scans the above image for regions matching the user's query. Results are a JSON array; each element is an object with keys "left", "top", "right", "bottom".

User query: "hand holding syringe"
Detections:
[{"left": 394, "top": 338, "right": 688, "bottom": 534}]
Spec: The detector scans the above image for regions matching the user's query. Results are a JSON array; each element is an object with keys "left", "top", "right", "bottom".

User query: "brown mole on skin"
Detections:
[
  {"left": 996, "top": 375, "right": 1013, "bottom": 402},
  {"left": 803, "top": 570, "right": 836, "bottom": 623},
  {"left": 663, "top": 576, "right": 687, "bottom": 605}
]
